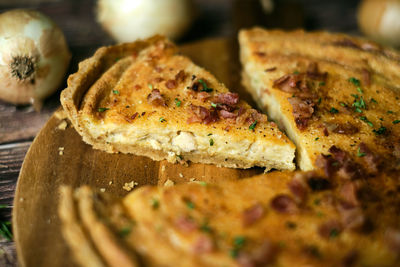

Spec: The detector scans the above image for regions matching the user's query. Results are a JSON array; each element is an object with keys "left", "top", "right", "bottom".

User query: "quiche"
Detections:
[
  {"left": 59, "top": 150, "right": 400, "bottom": 267},
  {"left": 61, "top": 36, "right": 295, "bottom": 170},
  {"left": 239, "top": 28, "right": 400, "bottom": 170}
]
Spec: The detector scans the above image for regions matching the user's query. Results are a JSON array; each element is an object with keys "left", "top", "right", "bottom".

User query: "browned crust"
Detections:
[{"left": 60, "top": 35, "right": 173, "bottom": 154}]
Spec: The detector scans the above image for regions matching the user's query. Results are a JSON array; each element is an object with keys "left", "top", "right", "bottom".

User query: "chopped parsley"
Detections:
[
  {"left": 151, "top": 198, "right": 159, "bottom": 209},
  {"left": 186, "top": 200, "right": 195, "bottom": 210},
  {"left": 98, "top": 107, "right": 109, "bottom": 112},
  {"left": 330, "top": 107, "right": 339, "bottom": 114},
  {"left": 359, "top": 116, "right": 373, "bottom": 127},
  {"left": 387, "top": 110, "right": 394, "bottom": 114},
  {"left": 230, "top": 236, "right": 246, "bottom": 258},
  {"left": 348, "top": 77, "right": 361, "bottom": 87},
  {"left": 200, "top": 222, "right": 212, "bottom": 233},
  {"left": 112, "top": 90, "right": 120, "bottom": 95},
  {"left": 293, "top": 70, "right": 299, "bottom": 74},
  {"left": 393, "top": 120, "right": 400, "bottom": 124},
  {"left": 207, "top": 133, "right": 212, "bottom": 136},
  {"left": 210, "top": 102, "right": 217, "bottom": 108},
  {"left": 159, "top": 117, "right": 166, "bottom": 122},
  {"left": 357, "top": 147, "right": 366, "bottom": 157},
  {"left": 370, "top": 98, "right": 377, "bottom": 104},
  {"left": 317, "top": 97, "right": 322, "bottom": 104},
  {"left": 315, "top": 137, "right": 319, "bottom": 141},
  {"left": 319, "top": 81, "right": 326, "bottom": 86},
  {"left": 174, "top": 98, "right": 182, "bottom": 107},
  {"left": 329, "top": 228, "right": 339, "bottom": 238},
  {"left": 119, "top": 226, "right": 132, "bottom": 237},
  {"left": 148, "top": 83, "right": 153, "bottom": 90},
  {"left": 313, "top": 199, "right": 321, "bottom": 206},
  {"left": 198, "top": 79, "right": 213, "bottom": 92},
  {"left": 339, "top": 102, "right": 347, "bottom": 107},
  {"left": 209, "top": 138, "right": 214, "bottom": 146},
  {"left": 249, "top": 120, "right": 258, "bottom": 131},
  {"left": 356, "top": 87, "right": 363, "bottom": 94},
  {"left": 199, "top": 181, "right": 207, "bottom": 186},
  {"left": 373, "top": 126, "right": 387, "bottom": 135},
  {"left": 286, "top": 221, "right": 297, "bottom": 229},
  {"left": 351, "top": 94, "right": 366, "bottom": 111}
]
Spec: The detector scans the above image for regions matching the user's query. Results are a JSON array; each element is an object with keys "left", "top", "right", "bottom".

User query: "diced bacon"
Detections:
[
  {"left": 147, "top": 89, "right": 167, "bottom": 107},
  {"left": 175, "top": 216, "right": 197, "bottom": 233},
  {"left": 242, "top": 203, "right": 265, "bottom": 227},
  {"left": 192, "top": 234, "right": 214, "bottom": 254},
  {"left": 214, "top": 92, "right": 240, "bottom": 106},
  {"left": 270, "top": 194, "right": 298, "bottom": 214}
]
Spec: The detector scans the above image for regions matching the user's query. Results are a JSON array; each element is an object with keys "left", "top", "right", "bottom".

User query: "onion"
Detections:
[
  {"left": 96, "top": 0, "right": 195, "bottom": 42},
  {"left": 357, "top": 0, "right": 400, "bottom": 47},
  {"left": 0, "top": 9, "right": 71, "bottom": 109}
]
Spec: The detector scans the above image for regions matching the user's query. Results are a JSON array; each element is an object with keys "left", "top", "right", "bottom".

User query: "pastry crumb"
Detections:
[
  {"left": 54, "top": 109, "right": 67, "bottom": 120},
  {"left": 100, "top": 188, "right": 106, "bottom": 192},
  {"left": 190, "top": 178, "right": 196, "bottom": 182},
  {"left": 161, "top": 165, "right": 166, "bottom": 172},
  {"left": 164, "top": 179, "right": 175, "bottom": 187},
  {"left": 58, "top": 147, "right": 64, "bottom": 155},
  {"left": 123, "top": 181, "right": 139, "bottom": 191},
  {"left": 57, "top": 120, "right": 68, "bottom": 130},
  {"left": 109, "top": 181, "right": 113, "bottom": 185},
  {"left": 179, "top": 173, "right": 183, "bottom": 178}
]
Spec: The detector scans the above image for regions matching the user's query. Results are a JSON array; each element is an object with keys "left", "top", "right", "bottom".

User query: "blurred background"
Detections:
[{"left": 0, "top": 0, "right": 397, "bottom": 266}]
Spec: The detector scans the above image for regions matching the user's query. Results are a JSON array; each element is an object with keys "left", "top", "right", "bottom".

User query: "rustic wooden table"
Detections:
[{"left": 0, "top": 0, "right": 359, "bottom": 265}]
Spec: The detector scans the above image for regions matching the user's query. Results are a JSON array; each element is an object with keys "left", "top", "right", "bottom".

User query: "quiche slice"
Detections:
[
  {"left": 61, "top": 36, "right": 295, "bottom": 170},
  {"left": 59, "top": 158, "right": 400, "bottom": 267},
  {"left": 239, "top": 28, "right": 400, "bottom": 170}
]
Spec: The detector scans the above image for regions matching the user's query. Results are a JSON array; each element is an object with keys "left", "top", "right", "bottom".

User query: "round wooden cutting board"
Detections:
[{"left": 12, "top": 38, "right": 265, "bottom": 267}]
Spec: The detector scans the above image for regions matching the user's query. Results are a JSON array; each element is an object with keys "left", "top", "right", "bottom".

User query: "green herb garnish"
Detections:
[
  {"left": 148, "top": 83, "right": 153, "bottom": 90},
  {"left": 357, "top": 147, "right": 366, "bottom": 157},
  {"left": 0, "top": 221, "right": 12, "bottom": 241},
  {"left": 293, "top": 70, "right": 299, "bottom": 75},
  {"left": 352, "top": 94, "right": 366, "bottom": 110},
  {"left": 209, "top": 138, "right": 214, "bottom": 146},
  {"left": 315, "top": 137, "right": 319, "bottom": 141},
  {"left": 387, "top": 110, "right": 394, "bottom": 114},
  {"left": 373, "top": 127, "right": 387, "bottom": 135},
  {"left": 317, "top": 97, "right": 322, "bottom": 104},
  {"left": 249, "top": 120, "right": 258, "bottom": 131},
  {"left": 98, "top": 107, "right": 109, "bottom": 112},
  {"left": 174, "top": 98, "right": 181, "bottom": 107},
  {"left": 200, "top": 222, "right": 212, "bottom": 233},
  {"left": 329, "top": 228, "right": 339, "bottom": 238},
  {"left": 159, "top": 117, "right": 166, "bottom": 122},
  {"left": 186, "top": 201, "right": 195, "bottom": 210},
  {"left": 119, "top": 226, "right": 132, "bottom": 237},
  {"left": 393, "top": 120, "right": 400, "bottom": 124},
  {"left": 356, "top": 87, "right": 363, "bottom": 94},
  {"left": 330, "top": 107, "right": 339, "bottom": 114},
  {"left": 339, "top": 102, "right": 347, "bottom": 107},
  {"left": 359, "top": 116, "right": 373, "bottom": 127},
  {"left": 370, "top": 98, "right": 377, "bottom": 103},
  {"left": 319, "top": 81, "right": 325, "bottom": 86},
  {"left": 198, "top": 79, "right": 213, "bottom": 92},
  {"left": 112, "top": 90, "right": 119, "bottom": 95},
  {"left": 151, "top": 198, "right": 159, "bottom": 209},
  {"left": 210, "top": 102, "right": 217, "bottom": 108},
  {"left": 348, "top": 77, "right": 361, "bottom": 86}
]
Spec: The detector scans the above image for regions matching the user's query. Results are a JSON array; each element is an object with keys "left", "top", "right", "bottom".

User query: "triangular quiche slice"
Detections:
[
  {"left": 59, "top": 163, "right": 400, "bottom": 267},
  {"left": 239, "top": 28, "right": 400, "bottom": 170},
  {"left": 61, "top": 36, "right": 295, "bottom": 170}
]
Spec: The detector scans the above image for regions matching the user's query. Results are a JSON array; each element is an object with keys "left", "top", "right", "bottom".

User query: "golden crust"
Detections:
[
  {"left": 61, "top": 36, "right": 295, "bottom": 170},
  {"left": 239, "top": 27, "right": 400, "bottom": 170}
]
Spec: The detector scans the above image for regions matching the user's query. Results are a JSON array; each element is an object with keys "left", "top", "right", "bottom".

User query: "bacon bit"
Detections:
[
  {"left": 339, "top": 182, "right": 359, "bottom": 207},
  {"left": 273, "top": 74, "right": 298, "bottom": 93},
  {"left": 191, "top": 81, "right": 200, "bottom": 91},
  {"left": 197, "top": 91, "right": 210, "bottom": 102},
  {"left": 175, "top": 70, "right": 187, "bottom": 83},
  {"left": 361, "top": 69, "right": 371, "bottom": 87},
  {"left": 287, "top": 97, "right": 315, "bottom": 130},
  {"left": 288, "top": 173, "right": 309, "bottom": 204},
  {"left": 264, "top": 88, "right": 271, "bottom": 95},
  {"left": 224, "top": 126, "right": 231, "bottom": 131},
  {"left": 175, "top": 216, "right": 197, "bottom": 233},
  {"left": 385, "top": 228, "right": 400, "bottom": 254},
  {"left": 307, "top": 177, "right": 331, "bottom": 191},
  {"left": 332, "top": 38, "right": 360, "bottom": 49},
  {"left": 358, "top": 143, "right": 380, "bottom": 173},
  {"left": 187, "top": 104, "right": 219, "bottom": 124},
  {"left": 318, "top": 220, "right": 342, "bottom": 239},
  {"left": 255, "top": 52, "right": 266, "bottom": 57},
  {"left": 147, "top": 89, "right": 167, "bottom": 107},
  {"left": 134, "top": 85, "right": 142, "bottom": 90},
  {"left": 265, "top": 67, "right": 277, "bottom": 72},
  {"left": 306, "top": 62, "right": 327, "bottom": 81},
  {"left": 337, "top": 204, "right": 365, "bottom": 230},
  {"left": 323, "top": 127, "right": 329, "bottom": 136},
  {"left": 154, "top": 77, "right": 164, "bottom": 83},
  {"left": 166, "top": 79, "right": 177, "bottom": 89},
  {"left": 315, "top": 154, "right": 338, "bottom": 179},
  {"left": 237, "top": 240, "right": 276, "bottom": 267},
  {"left": 220, "top": 109, "right": 237, "bottom": 119},
  {"left": 192, "top": 234, "right": 214, "bottom": 253},
  {"left": 214, "top": 92, "right": 239, "bottom": 106},
  {"left": 154, "top": 66, "right": 163, "bottom": 73},
  {"left": 270, "top": 194, "right": 298, "bottom": 214},
  {"left": 242, "top": 203, "right": 265, "bottom": 227},
  {"left": 332, "top": 123, "right": 359, "bottom": 135}
]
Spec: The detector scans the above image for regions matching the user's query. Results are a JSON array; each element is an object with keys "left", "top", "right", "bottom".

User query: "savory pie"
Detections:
[
  {"left": 59, "top": 155, "right": 400, "bottom": 267},
  {"left": 61, "top": 35, "right": 295, "bottom": 170},
  {"left": 239, "top": 28, "right": 400, "bottom": 170}
]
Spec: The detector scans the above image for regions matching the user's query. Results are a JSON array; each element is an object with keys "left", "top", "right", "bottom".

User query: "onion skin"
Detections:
[
  {"left": 0, "top": 9, "right": 71, "bottom": 107},
  {"left": 96, "top": 0, "right": 195, "bottom": 42},
  {"left": 357, "top": 0, "right": 400, "bottom": 47}
]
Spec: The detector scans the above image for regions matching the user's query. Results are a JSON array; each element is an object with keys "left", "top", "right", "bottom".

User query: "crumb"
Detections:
[
  {"left": 58, "top": 147, "right": 64, "bottom": 155},
  {"left": 19, "top": 197, "right": 24, "bottom": 202},
  {"left": 109, "top": 181, "right": 113, "bottom": 185},
  {"left": 161, "top": 165, "right": 166, "bottom": 172},
  {"left": 190, "top": 178, "right": 196, "bottom": 182},
  {"left": 179, "top": 173, "right": 183, "bottom": 178},
  {"left": 123, "top": 181, "right": 139, "bottom": 191},
  {"left": 164, "top": 179, "right": 175, "bottom": 187},
  {"left": 100, "top": 188, "right": 106, "bottom": 192},
  {"left": 57, "top": 120, "right": 68, "bottom": 130}
]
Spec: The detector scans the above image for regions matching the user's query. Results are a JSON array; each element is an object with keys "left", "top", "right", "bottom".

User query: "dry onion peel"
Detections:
[{"left": 0, "top": 9, "right": 71, "bottom": 109}]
